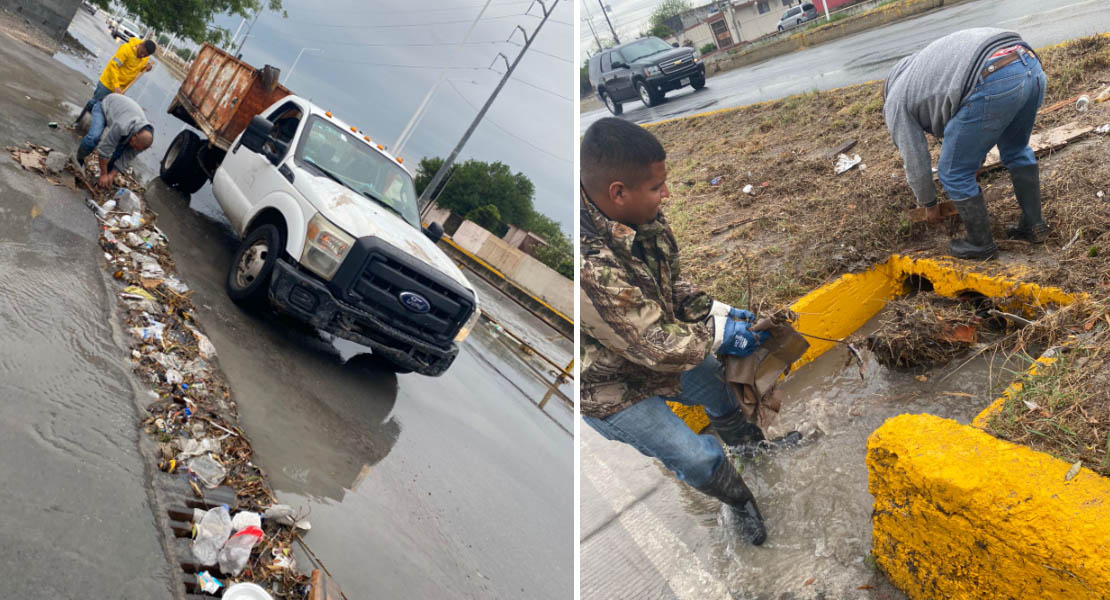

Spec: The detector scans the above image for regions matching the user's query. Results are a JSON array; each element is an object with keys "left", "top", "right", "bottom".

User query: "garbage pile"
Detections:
[
  {"left": 861, "top": 293, "right": 982, "bottom": 370},
  {"left": 7, "top": 143, "right": 317, "bottom": 598}
]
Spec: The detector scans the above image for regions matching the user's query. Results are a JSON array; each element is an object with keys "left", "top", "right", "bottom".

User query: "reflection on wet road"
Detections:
[{"left": 61, "top": 11, "right": 572, "bottom": 599}]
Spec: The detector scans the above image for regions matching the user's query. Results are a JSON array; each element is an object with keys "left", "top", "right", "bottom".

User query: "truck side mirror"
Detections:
[
  {"left": 424, "top": 222, "right": 444, "bottom": 243},
  {"left": 241, "top": 115, "right": 274, "bottom": 153},
  {"left": 672, "top": 42, "right": 679, "bottom": 47}
]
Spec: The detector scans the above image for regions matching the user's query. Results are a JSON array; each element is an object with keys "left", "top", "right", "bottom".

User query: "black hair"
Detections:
[
  {"left": 580, "top": 117, "right": 666, "bottom": 193},
  {"left": 142, "top": 40, "right": 157, "bottom": 55}
]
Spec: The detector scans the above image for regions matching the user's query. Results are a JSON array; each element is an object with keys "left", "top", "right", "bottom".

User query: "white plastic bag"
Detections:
[
  {"left": 217, "top": 525, "right": 264, "bottom": 576},
  {"left": 191, "top": 505, "right": 232, "bottom": 566}
]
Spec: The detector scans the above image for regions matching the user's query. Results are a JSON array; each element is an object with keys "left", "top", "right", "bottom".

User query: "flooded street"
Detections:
[
  {"left": 0, "top": 9, "right": 573, "bottom": 599},
  {"left": 582, "top": 308, "right": 1032, "bottom": 599}
]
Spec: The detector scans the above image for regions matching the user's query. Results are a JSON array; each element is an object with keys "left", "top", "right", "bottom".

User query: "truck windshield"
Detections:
[
  {"left": 296, "top": 116, "right": 420, "bottom": 228},
  {"left": 620, "top": 38, "right": 673, "bottom": 63}
]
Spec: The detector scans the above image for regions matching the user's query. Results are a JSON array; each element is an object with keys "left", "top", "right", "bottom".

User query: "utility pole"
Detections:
[
  {"left": 234, "top": 8, "right": 262, "bottom": 56},
  {"left": 597, "top": 0, "right": 619, "bottom": 45},
  {"left": 584, "top": 12, "right": 602, "bottom": 51},
  {"left": 395, "top": 0, "right": 494, "bottom": 155},
  {"left": 418, "top": 0, "right": 561, "bottom": 218}
]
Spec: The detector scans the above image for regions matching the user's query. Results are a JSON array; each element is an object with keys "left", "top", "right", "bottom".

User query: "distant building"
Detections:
[
  {"left": 503, "top": 224, "right": 548, "bottom": 257},
  {"left": 664, "top": 0, "right": 857, "bottom": 53}
]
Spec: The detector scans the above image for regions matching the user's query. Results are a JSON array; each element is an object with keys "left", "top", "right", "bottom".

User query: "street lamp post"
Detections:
[{"left": 285, "top": 47, "right": 322, "bottom": 84}]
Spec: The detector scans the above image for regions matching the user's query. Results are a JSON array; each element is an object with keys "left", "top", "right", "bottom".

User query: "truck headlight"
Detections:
[
  {"left": 454, "top": 307, "right": 482, "bottom": 343},
  {"left": 301, "top": 213, "right": 355, "bottom": 280},
  {"left": 644, "top": 65, "right": 661, "bottom": 77}
]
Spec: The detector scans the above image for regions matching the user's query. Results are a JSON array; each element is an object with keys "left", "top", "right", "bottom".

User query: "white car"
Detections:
[{"left": 112, "top": 19, "right": 142, "bottom": 41}]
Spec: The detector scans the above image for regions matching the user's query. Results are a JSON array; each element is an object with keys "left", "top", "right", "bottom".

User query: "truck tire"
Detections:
[
  {"left": 226, "top": 224, "right": 281, "bottom": 306},
  {"left": 161, "top": 130, "right": 207, "bottom": 194},
  {"left": 691, "top": 74, "right": 706, "bottom": 90},
  {"left": 601, "top": 91, "right": 623, "bottom": 115},
  {"left": 636, "top": 81, "right": 661, "bottom": 107}
]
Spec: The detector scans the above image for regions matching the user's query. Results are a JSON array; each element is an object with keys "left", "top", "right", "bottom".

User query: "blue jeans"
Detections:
[
  {"left": 937, "top": 51, "right": 1045, "bottom": 200},
  {"left": 82, "top": 82, "right": 112, "bottom": 114},
  {"left": 79, "top": 100, "right": 106, "bottom": 157},
  {"left": 584, "top": 356, "right": 739, "bottom": 488}
]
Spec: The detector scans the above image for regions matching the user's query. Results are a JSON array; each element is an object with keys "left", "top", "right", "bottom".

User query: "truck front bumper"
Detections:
[
  {"left": 269, "top": 260, "right": 458, "bottom": 376},
  {"left": 647, "top": 63, "right": 706, "bottom": 93}
]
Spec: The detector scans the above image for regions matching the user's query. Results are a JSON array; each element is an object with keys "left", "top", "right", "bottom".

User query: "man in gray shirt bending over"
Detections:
[
  {"left": 883, "top": 28, "right": 1049, "bottom": 260},
  {"left": 76, "top": 93, "right": 154, "bottom": 189}
]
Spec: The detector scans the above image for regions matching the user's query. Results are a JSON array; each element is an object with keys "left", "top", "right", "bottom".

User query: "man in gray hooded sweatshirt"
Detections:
[
  {"left": 76, "top": 93, "right": 154, "bottom": 189},
  {"left": 884, "top": 28, "right": 1049, "bottom": 260}
]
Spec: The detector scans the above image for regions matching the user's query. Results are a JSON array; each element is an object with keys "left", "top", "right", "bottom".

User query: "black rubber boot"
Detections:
[
  {"left": 697, "top": 459, "right": 767, "bottom": 546},
  {"left": 75, "top": 145, "right": 90, "bottom": 166},
  {"left": 1006, "top": 164, "right": 1049, "bottom": 243},
  {"left": 949, "top": 194, "right": 998, "bottom": 260},
  {"left": 709, "top": 409, "right": 802, "bottom": 458}
]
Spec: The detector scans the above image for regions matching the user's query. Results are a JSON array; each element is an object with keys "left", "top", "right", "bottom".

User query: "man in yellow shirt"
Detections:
[{"left": 74, "top": 38, "right": 156, "bottom": 125}]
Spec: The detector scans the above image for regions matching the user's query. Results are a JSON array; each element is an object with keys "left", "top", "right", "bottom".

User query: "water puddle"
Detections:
[{"left": 680, "top": 306, "right": 1035, "bottom": 599}]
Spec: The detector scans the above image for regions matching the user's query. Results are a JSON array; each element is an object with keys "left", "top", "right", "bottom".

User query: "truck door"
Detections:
[{"left": 213, "top": 101, "right": 304, "bottom": 235}]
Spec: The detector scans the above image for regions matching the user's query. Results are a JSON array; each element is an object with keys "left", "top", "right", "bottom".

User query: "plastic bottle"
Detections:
[
  {"left": 217, "top": 525, "right": 264, "bottom": 576},
  {"left": 192, "top": 505, "right": 232, "bottom": 566}
]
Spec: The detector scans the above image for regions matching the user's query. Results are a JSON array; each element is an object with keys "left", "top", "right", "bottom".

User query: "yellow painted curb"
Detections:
[
  {"left": 670, "top": 253, "right": 1074, "bottom": 432},
  {"left": 868, "top": 414, "right": 1110, "bottom": 599}
]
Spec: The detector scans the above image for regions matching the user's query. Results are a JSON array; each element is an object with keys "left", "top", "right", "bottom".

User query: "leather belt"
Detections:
[{"left": 980, "top": 46, "right": 1032, "bottom": 80}]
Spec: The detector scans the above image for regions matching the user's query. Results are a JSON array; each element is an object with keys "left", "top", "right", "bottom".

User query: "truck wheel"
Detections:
[
  {"left": 601, "top": 91, "right": 623, "bottom": 115},
  {"left": 691, "top": 75, "right": 706, "bottom": 90},
  {"left": 637, "top": 81, "right": 660, "bottom": 107},
  {"left": 226, "top": 224, "right": 281, "bottom": 306},
  {"left": 161, "top": 130, "right": 207, "bottom": 194}
]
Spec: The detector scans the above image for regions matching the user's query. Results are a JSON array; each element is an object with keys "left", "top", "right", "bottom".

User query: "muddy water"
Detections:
[{"left": 670, "top": 310, "right": 1031, "bottom": 599}]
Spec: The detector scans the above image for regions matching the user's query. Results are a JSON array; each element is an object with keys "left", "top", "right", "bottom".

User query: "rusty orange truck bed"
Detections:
[{"left": 167, "top": 44, "right": 291, "bottom": 151}]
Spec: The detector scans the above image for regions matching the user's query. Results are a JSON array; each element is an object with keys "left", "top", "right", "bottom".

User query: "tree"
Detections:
[
  {"left": 465, "top": 205, "right": 502, "bottom": 232},
  {"left": 649, "top": 0, "right": 691, "bottom": 37},
  {"left": 175, "top": 47, "right": 194, "bottom": 61},
  {"left": 645, "top": 23, "right": 673, "bottom": 38},
  {"left": 525, "top": 213, "right": 573, "bottom": 279},
  {"left": 415, "top": 157, "right": 534, "bottom": 228},
  {"left": 90, "top": 0, "right": 286, "bottom": 45},
  {"left": 157, "top": 33, "right": 170, "bottom": 46}
]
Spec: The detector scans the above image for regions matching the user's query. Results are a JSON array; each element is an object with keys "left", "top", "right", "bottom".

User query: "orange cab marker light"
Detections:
[
  {"left": 350, "top": 126, "right": 357, "bottom": 132},
  {"left": 325, "top": 111, "right": 332, "bottom": 117},
  {"left": 363, "top": 136, "right": 370, "bottom": 142},
  {"left": 397, "top": 157, "right": 403, "bottom": 163},
  {"left": 377, "top": 145, "right": 384, "bottom": 150}
]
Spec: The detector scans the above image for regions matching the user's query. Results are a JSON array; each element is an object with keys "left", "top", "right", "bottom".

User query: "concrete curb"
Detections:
[{"left": 867, "top": 413, "right": 1110, "bottom": 599}]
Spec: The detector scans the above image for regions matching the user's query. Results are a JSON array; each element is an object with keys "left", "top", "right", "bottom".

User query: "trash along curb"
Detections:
[
  {"left": 8, "top": 142, "right": 331, "bottom": 599},
  {"left": 866, "top": 413, "right": 1110, "bottom": 599},
  {"left": 667, "top": 253, "right": 1078, "bottom": 433}
]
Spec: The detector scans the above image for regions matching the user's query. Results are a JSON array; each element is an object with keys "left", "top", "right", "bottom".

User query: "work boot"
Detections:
[
  {"left": 949, "top": 194, "right": 998, "bottom": 260},
  {"left": 1006, "top": 164, "right": 1050, "bottom": 243},
  {"left": 697, "top": 459, "right": 767, "bottom": 545},
  {"left": 75, "top": 146, "right": 90, "bottom": 168},
  {"left": 709, "top": 409, "right": 802, "bottom": 458}
]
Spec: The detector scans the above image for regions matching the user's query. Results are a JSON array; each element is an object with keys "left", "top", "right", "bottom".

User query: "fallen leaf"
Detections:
[
  {"left": 859, "top": 585, "right": 874, "bottom": 590},
  {"left": 942, "top": 392, "right": 973, "bottom": 398},
  {"left": 1065, "top": 461, "right": 1082, "bottom": 481},
  {"left": 804, "top": 577, "right": 815, "bottom": 586},
  {"left": 915, "top": 375, "right": 927, "bottom": 382},
  {"left": 1022, "top": 399, "right": 1041, "bottom": 411}
]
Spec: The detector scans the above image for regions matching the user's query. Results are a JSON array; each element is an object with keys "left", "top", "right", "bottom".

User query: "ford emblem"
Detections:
[{"left": 399, "top": 291, "right": 431, "bottom": 313}]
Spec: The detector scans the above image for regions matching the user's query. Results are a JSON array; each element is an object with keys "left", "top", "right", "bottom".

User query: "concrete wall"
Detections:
[
  {"left": 452, "top": 221, "right": 572, "bottom": 319},
  {"left": 0, "top": 0, "right": 81, "bottom": 41}
]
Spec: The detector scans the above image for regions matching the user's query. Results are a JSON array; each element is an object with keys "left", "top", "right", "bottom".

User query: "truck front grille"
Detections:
[
  {"left": 660, "top": 56, "right": 695, "bottom": 75},
  {"left": 347, "top": 252, "right": 474, "bottom": 345}
]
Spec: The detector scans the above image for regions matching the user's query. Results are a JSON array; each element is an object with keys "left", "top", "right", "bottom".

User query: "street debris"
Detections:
[
  {"left": 742, "top": 183, "right": 754, "bottom": 194},
  {"left": 224, "top": 582, "right": 276, "bottom": 600},
  {"left": 710, "top": 176, "right": 723, "bottom": 186},
  {"left": 1, "top": 142, "right": 316, "bottom": 597},
  {"left": 982, "top": 121, "right": 1094, "bottom": 171},
  {"left": 1076, "top": 95, "right": 1090, "bottom": 112},
  {"left": 860, "top": 293, "right": 986, "bottom": 370},
  {"left": 1065, "top": 460, "right": 1082, "bottom": 481},
  {"left": 834, "top": 153, "right": 862, "bottom": 175},
  {"left": 1095, "top": 124, "right": 1110, "bottom": 135}
]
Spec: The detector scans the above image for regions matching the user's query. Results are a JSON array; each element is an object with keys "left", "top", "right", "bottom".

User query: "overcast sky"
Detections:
[
  {"left": 580, "top": 0, "right": 665, "bottom": 54},
  {"left": 211, "top": 0, "right": 574, "bottom": 233}
]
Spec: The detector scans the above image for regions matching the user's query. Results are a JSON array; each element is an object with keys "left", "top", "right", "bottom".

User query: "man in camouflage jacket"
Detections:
[{"left": 580, "top": 118, "right": 775, "bottom": 545}]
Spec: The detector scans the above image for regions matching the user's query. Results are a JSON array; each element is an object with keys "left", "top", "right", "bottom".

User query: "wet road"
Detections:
[
  {"left": 582, "top": 0, "right": 1110, "bottom": 127},
  {"left": 0, "top": 20, "right": 172, "bottom": 598},
  {"left": 52, "top": 10, "right": 573, "bottom": 599}
]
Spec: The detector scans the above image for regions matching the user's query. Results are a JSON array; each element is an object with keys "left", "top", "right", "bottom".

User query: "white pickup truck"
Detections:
[{"left": 158, "top": 44, "right": 479, "bottom": 375}]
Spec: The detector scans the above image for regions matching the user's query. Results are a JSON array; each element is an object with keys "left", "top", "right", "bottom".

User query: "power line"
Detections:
[
  {"left": 291, "top": 12, "right": 529, "bottom": 29},
  {"left": 252, "top": 37, "right": 516, "bottom": 48},
  {"left": 301, "top": 0, "right": 532, "bottom": 15},
  {"left": 447, "top": 80, "right": 570, "bottom": 163},
  {"left": 302, "top": 54, "right": 492, "bottom": 70},
  {"left": 505, "top": 74, "right": 572, "bottom": 101}
]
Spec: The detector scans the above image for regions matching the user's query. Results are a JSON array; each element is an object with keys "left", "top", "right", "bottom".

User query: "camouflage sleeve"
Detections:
[
  {"left": 673, "top": 276, "right": 711, "bottom": 322},
  {"left": 581, "top": 250, "right": 712, "bottom": 373}
]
